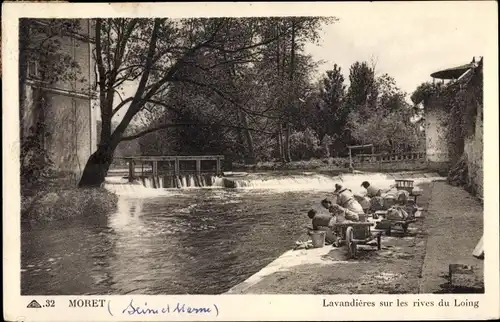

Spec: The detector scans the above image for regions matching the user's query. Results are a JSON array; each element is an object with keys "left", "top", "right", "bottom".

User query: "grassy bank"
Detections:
[
  {"left": 232, "top": 157, "right": 433, "bottom": 174},
  {"left": 233, "top": 158, "right": 350, "bottom": 172},
  {"left": 21, "top": 178, "right": 118, "bottom": 225}
]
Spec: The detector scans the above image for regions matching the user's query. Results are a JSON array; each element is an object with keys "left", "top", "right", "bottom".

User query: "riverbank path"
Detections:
[{"left": 227, "top": 180, "right": 484, "bottom": 294}]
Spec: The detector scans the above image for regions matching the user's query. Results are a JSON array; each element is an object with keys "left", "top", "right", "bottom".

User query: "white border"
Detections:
[{"left": 3, "top": 2, "right": 499, "bottom": 321}]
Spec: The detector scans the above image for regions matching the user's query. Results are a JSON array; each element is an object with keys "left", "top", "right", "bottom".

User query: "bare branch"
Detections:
[
  {"left": 120, "top": 122, "right": 274, "bottom": 142},
  {"left": 112, "top": 97, "right": 134, "bottom": 116},
  {"left": 202, "top": 26, "right": 292, "bottom": 54},
  {"left": 112, "top": 19, "right": 162, "bottom": 137},
  {"left": 144, "top": 99, "right": 184, "bottom": 115},
  {"left": 171, "top": 77, "right": 280, "bottom": 120},
  {"left": 140, "top": 19, "right": 228, "bottom": 103}
]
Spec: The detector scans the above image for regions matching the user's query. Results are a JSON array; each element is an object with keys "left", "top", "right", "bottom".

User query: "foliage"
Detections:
[
  {"left": 320, "top": 135, "right": 333, "bottom": 158},
  {"left": 22, "top": 185, "right": 118, "bottom": 224},
  {"left": 410, "top": 82, "right": 442, "bottom": 106},
  {"left": 289, "top": 128, "right": 321, "bottom": 160},
  {"left": 21, "top": 17, "right": 440, "bottom": 183},
  {"left": 316, "top": 65, "right": 348, "bottom": 141},
  {"left": 78, "top": 17, "right": 340, "bottom": 185},
  {"left": 348, "top": 108, "right": 422, "bottom": 153},
  {"left": 411, "top": 63, "right": 483, "bottom": 162},
  {"left": 344, "top": 61, "right": 378, "bottom": 119},
  {"left": 20, "top": 128, "right": 54, "bottom": 186},
  {"left": 20, "top": 19, "right": 86, "bottom": 187},
  {"left": 20, "top": 19, "right": 86, "bottom": 86},
  {"left": 128, "top": 17, "right": 336, "bottom": 165},
  {"left": 346, "top": 62, "right": 423, "bottom": 153}
]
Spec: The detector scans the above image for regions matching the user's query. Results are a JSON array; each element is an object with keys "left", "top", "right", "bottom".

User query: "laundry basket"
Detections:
[
  {"left": 395, "top": 179, "right": 414, "bottom": 193},
  {"left": 310, "top": 231, "right": 326, "bottom": 248}
]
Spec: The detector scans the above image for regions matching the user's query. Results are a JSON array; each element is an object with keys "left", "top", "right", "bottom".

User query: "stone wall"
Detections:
[
  {"left": 22, "top": 19, "right": 97, "bottom": 181},
  {"left": 425, "top": 105, "right": 450, "bottom": 164},
  {"left": 463, "top": 96, "right": 483, "bottom": 198},
  {"left": 43, "top": 93, "right": 94, "bottom": 178}
]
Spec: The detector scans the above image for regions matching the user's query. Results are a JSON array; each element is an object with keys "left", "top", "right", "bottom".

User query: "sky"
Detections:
[
  {"left": 304, "top": 2, "right": 495, "bottom": 95},
  {"left": 112, "top": 1, "right": 497, "bottom": 122}
]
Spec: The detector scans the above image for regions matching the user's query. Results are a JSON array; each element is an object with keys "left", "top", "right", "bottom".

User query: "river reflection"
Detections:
[
  {"left": 22, "top": 189, "right": 322, "bottom": 295},
  {"left": 22, "top": 172, "right": 441, "bottom": 295}
]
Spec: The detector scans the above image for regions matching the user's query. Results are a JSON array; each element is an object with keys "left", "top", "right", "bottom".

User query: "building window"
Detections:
[{"left": 27, "top": 59, "right": 39, "bottom": 78}]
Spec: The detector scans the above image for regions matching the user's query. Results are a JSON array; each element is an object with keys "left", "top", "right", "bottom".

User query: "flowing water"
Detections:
[{"left": 21, "top": 171, "right": 442, "bottom": 295}]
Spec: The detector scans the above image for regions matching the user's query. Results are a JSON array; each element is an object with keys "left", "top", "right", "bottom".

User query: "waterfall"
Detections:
[
  {"left": 110, "top": 171, "right": 444, "bottom": 193},
  {"left": 103, "top": 178, "right": 176, "bottom": 197},
  {"left": 211, "top": 172, "right": 444, "bottom": 193},
  {"left": 189, "top": 175, "right": 196, "bottom": 187}
]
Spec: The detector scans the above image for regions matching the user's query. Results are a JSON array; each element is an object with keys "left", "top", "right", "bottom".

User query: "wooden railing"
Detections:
[
  {"left": 352, "top": 151, "right": 426, "bottom": 165},
  {"left": 120, "top": 155, "right": 225, "bottom": 181}
]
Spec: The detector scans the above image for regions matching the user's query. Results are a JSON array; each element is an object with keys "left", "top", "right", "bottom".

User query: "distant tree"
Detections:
[
  {"left": 320, "top": 134, "right": 333, "bottom": 158},
  {"left": 78, "top": 17, "right": 304, "bottom": 187},
  {"left": 289, "top": 127, "right": 321, "bottom": 160},
  {"left": 316, "top": 64, "right": 347, "bottom": 138},
  {"left": 348, "top": 72, "right": 421, "bottom": 152},
  {"left": 134, "top": 17, "right": 336, "bottom": 165},
  {"left": 345, "top": 61, "right": 378, "bottom": 119}
]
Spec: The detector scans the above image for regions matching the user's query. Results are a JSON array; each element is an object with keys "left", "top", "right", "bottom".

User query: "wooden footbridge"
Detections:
[{"left": 122, "top": 155, "right": 224, "bottom": 188}]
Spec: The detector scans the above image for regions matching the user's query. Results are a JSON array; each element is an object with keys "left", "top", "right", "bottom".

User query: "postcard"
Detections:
[{"left": 2, "top": 1, "right": 499, "bottom": 321}]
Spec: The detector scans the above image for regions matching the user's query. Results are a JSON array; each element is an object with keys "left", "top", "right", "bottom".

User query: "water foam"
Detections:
[
  {"left": 105, "top": 171, "right": 445, "bottom": 195},
  {"left": 216, "top": 171, "right": 444, "bottom": 193},
  {"left": 103, "top": 177, "right": 180, "bottom": 197}
]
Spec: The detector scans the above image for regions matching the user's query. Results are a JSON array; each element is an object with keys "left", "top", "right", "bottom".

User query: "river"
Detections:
[{"left": 21, "top": 171, "right": 440, "bottom": 295}]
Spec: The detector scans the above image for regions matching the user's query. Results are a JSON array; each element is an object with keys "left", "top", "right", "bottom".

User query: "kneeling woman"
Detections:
[
  {"left": 307, "top": 209, "right": 337, "bottom": 245},
  {"left": 321, "top": 199, "right": 360, "bottom": 222},
  {"left": 333, "top": 184, "right": 365, "bottom": 214}
]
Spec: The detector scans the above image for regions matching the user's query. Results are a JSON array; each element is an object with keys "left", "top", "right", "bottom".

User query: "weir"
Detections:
[{"left": 122, "top": 155, "right": 224, "bottom": 188}]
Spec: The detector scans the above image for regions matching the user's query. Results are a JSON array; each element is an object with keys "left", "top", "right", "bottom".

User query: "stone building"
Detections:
[
  {"left": 424, "top": 57, "right": 483, "bottom": 197},
  {"left": 21, "top": 19, "right": 97, "bottom": 181}
]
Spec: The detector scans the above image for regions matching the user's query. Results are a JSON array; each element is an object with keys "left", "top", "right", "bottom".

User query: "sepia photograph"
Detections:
[
  {"left": 17, "top": 10, "right": 487, "bottom": 296},
  {"left": 3, "top": 1, "right": 499, "bottom": 321}
]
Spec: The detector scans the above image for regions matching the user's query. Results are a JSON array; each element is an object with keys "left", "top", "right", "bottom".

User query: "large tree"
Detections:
[
  {"left": 129, "top": 17, "right": 336, "bottom": 166},
  {"left": 78, "top": 18, "right": 302, "bottom": 187}
]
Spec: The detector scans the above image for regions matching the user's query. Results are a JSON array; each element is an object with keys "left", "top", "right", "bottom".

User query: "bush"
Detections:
[
  {"left": 320, "top": 135, "right": 333, "bottom": 158},
  {"left": 20, "top": 129, "right": 55, "bottom": 186},
  {"left": 21, "top": 186, "right": 118, "bottom": 225},
  {"left": 290, "top": 128, "right": 322, "bottom": 160}
]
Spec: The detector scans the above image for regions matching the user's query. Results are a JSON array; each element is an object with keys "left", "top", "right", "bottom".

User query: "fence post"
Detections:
[
  {"left": 349, "top": 148, "right": 353, "bottom": 169},
  {"left": 174, "top": 158, "right": 180, "bottom": 176},
  {"left": 196, "top": 159, "right": 201, "bottom": 176},
  {"left": 152, "top": 161, "right": 158, "bottom": 176},
  {"left": 216, "top": 157, "right": 221, "bottom": 176},
  {"left": 128, "top": 159, "right": 135, "bottom": 182}
]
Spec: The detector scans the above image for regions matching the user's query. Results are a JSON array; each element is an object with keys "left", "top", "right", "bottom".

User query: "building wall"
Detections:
[
  {"left": 425, "top": 59, "right": 483, "bottom": 197},
  {"left": 425, "top": 106, "right": 450, "bottom": 165},
  {"left": 23, "top": 19, "right": 97, "bottom": 181},
  {"left": 463, "top": 95, "right": 483, "bottom": 198}
]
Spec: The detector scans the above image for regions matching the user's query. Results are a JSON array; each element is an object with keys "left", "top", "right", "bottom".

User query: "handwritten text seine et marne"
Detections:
[{"left": 121, "top": 299, "right": 219, "bottom": 316}]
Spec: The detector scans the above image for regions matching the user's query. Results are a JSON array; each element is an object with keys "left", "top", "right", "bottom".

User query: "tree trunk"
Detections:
[
  {"left": 284, "top": 124, "right": 291, "bottom": 162},
  {"left": 78, "top": 141, "right": 116, "bottom": 187},
  {"left": 236, "top": 127, "right": 245, "bottom": 157},
  {"left": 277, "top": 125, "right": 284, "bottom": 162},
  {"left": 19, "top": 19, "right": 30, "bottom": 141},
  {"left": 239, "top": 110, "right": 255, "bottom": 164},
  {"left": 284, "top": 20, "right": 296, "bottom": 163},
  {"left": 275, "top": 26, "right": 284, "bottom": 162}
]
